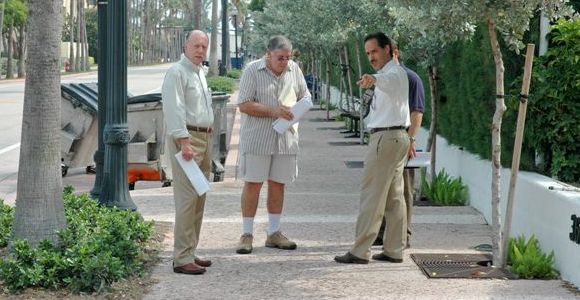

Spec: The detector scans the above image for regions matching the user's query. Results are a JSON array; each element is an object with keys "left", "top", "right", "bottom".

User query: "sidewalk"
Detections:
[{"left": 131, "top": 105, "right": 576, "bottom": 299}]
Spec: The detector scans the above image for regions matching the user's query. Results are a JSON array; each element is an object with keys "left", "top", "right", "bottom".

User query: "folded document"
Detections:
[
  {"left": 174, "top": 151, "right": 211, "bottom": 195},
  {"left": 272, "top": 96, "right": 313, "bottom": 134},
  {"left": 406, "top": 152, "right": 431, "bottom": 168}
]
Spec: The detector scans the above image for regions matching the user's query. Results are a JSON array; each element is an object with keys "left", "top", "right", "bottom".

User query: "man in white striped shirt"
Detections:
[{"left": 235, "top": 36, "right": 311, "bottom": 254}]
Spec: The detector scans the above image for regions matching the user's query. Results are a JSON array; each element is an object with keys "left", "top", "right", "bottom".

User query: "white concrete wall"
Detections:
[
  {"left": 320, "top": 83, "right": 342, "bottom": 107},
  {"left": 417, "top": 127, "right": 580, "bottom": 287}
]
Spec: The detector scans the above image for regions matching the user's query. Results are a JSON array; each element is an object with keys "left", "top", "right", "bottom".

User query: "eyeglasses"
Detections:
[{"left": 275, "top": 56, "right": 290, "bottom": 62}]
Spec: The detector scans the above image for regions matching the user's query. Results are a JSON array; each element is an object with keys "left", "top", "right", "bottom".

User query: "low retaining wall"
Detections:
[
  {"left": 321, "top": 82, "right": 580, "bottom": 286},
  {"left": 417, "top": 127, "right": 580, "bottom": 287}
]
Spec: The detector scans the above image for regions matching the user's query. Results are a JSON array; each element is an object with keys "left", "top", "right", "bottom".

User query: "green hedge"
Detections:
[
  {"left": 429, "top": 19, "right": 580, "bottom": 184},
  {"left": 207, "top": 76, "right": 235, "bottom": 93},
  {"left": 0, "top": 188, "right": 154, "bottom": 293},
  {"left": 422, "top": 18, "right": 580, "bottom": 184},
  {"left": 0, "top": 200, "right": 13, "bottom": 248},
  {"left": 520, "top": 19, "right": 580, "bottom": 183},
  {"left": 226, "top": 68, "right": 242, "bottom": 79}
]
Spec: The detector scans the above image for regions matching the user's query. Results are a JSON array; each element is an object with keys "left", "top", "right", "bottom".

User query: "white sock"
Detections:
[
  {"left": 242, "top": 217, "right": 254, "bottom": 235},
  {"left": 267, "top": 214, "right": 281, "bottom": 235}
]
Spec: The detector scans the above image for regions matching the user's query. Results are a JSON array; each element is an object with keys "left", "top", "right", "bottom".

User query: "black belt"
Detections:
[
  {"left": 370, "top": 126, "right": 407, "bottom": 134},
  {"left": 187, "top": 125, "right": 212, "bottom": 133}
]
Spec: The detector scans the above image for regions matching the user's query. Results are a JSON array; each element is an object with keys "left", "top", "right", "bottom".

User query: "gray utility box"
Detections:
[
  {"left": 210, "top": 92, "right": 230, "bottom": 181},
  {"left": 60, "top": 82, "right": 230, "bottom": 183}
]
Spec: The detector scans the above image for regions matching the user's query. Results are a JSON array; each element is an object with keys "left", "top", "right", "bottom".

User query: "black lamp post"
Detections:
[
  {"left": 232, "top": 9, "right": 238, "bottom": 69},
  {"left": 219, "top": 0, "right": 228, "bottom": 76},
  {"left": 98, "top": 0, "right": 136, "bottom": 210}
]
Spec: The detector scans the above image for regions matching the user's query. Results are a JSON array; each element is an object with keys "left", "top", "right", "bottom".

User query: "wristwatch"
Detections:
[{"left": 409, "top": 136, "right": 416, "bottom": 143}]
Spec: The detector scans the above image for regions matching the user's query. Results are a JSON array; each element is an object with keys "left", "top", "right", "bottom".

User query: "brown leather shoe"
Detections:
[
  {"left": 194, "top": 258, "right": 212, "bottom": 267},
  {"left": 173, "top": 262, "right": 206, "bottom": 275}
]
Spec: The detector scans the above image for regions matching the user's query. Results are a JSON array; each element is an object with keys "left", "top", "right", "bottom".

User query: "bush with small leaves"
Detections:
[
  {"left": 0, "top": 188, "right": 154, "bottom": 293},
  {"left": 0, "top": 199, "right": 13, "bottom": 247},
  {"left": 207, "top": 76, "right": 235, "bottom": 93},
  {"left": 226, "top": 69, "right": 242, "bottom": 79}
]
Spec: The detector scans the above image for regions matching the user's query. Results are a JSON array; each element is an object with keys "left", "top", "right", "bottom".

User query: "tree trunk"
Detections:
[
  {"left": 13, "top": 0, "right": 67, "bottom": 247},
  {"left": 426, "top": 65, "right": 438, "bottom": 182},
  {"left": 75, "top": 0, "right": 81, "bottom": 71},
  {"left": 193, "top": 0, "right": 202, "bottom": 30},
  {"left": 488, "top": 18, "right": 506, "bottom": 266},
  {"left": 141, "top": 0, "right": 148, "bottom": 64},
  {"left": 355, "top": 41, "right": 363, "bottom": 98},
  {"left": 6, "top": 20, "right": 14, "bottom": 79},
  {"left": 344, "top": 46, "right": 354, "bottom": 101},
  {"left": 325, "top": 57, "right": 331, "bottom": 120},
  {"left": 17, "top": 25, "right": 25, "bottom": 78},
  {"left": 81, "top": 0, "right": 89, "bottom": 70},
  {"left": 79, "top": 0, "right": 87, "bottom": 71},
  {"left": 68, "top": 0, "right": 75, "bottom": 72},
  {"left": 209, "top": 0, "right": 219, "bottom": 76},
  {"left": 0, "top": 0, "right": 5, "bottom": 57}
]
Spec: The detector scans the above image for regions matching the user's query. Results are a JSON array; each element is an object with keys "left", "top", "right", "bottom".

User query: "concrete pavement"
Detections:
[{"left": 129, "top": 99, "right": 577, "bottom": 299}]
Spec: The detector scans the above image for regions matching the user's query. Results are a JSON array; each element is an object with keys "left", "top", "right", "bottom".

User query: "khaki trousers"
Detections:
[
  {"left": 167, "top": 131, "right": 212, "bottom": 267},
  {"left": 350, "top": 130, "right": 409, "bottom": 260},
  {"left": 378, "top": 168, "right": 414, "bottom": 237},
  {"left": 404, "top": 169, "right": 414, "bottom": 228}
]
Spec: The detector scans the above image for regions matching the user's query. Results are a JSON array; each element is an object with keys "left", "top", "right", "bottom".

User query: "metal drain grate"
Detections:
[
  {"left": 411, "top": 253, "right": 516, "bottom": 279},
  {"left": 344, "top": 161, "right": 364, "bottom": 168}
]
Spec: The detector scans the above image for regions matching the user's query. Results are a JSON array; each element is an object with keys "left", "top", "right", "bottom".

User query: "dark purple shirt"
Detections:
[{"left": 402, "top": 65, "right": 425, "bottom": 113}]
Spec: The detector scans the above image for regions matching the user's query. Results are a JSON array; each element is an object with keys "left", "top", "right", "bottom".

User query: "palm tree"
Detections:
[
  {"left": 12, "top": 0, "right": 66, "bottom": 247},
  {"left": 209, "top": 0, "right": 218, "bottom": 75}
]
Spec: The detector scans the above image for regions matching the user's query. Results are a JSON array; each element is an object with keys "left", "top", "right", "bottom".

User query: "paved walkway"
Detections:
[{"left": 126, "top": 95, "right": 577, "bottom": 299}]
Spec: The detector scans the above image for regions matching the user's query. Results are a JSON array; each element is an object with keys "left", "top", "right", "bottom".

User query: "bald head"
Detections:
[{"left": 183, "top": 30, "right": 209, "bottom": 65}]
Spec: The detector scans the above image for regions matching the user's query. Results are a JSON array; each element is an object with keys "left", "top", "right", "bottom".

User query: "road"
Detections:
[{"left": 0, "top": 63, "right": 171, "bottom": 204}]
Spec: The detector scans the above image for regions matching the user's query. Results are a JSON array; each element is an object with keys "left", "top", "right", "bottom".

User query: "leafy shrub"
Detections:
[
  {"left": 520, "top": 19, "right": 580, "bottom": 184},
  {"left": 207, "top": 76, "right": 235, "bottom": 93},
  {"left": 421, "top": 169, "right": 468, "bottom": 206},
  {"left": 0, "top": 199, "right": 14, "bottom": 247},
  {"left": 508, "top": 235, "right": 559, "bottom": 279},
  {"left": 0, "top": 188, "right": 154, "bottom": 293},
  {"left": 226, "top": 69, "right": 241, "bottom": 79}
]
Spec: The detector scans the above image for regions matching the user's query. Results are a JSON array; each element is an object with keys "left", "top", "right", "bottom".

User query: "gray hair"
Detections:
[{"left": 267, "top": 35, "right": 292, "bottom": 52}]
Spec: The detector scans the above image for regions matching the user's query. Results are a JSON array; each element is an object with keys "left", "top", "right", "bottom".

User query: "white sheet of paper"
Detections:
[
  {"left": 406, "top": 152, "right": 431, "bottom": 168},
  {"left": 174, "top": 151, "right": 211, "bottom": 195},
  {"left": 272, "top": 96, "right": 313, "bottom": 134}
]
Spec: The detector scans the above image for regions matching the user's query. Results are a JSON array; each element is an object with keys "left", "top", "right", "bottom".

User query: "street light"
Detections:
[
  {"left": 220, "top": 0, "right": 228, "bottom": 76},
  {"left": 232, "top": 8, "right": 239, "bottom": 69},
  {"left": 99, "top": 0, "right": 136, "bottom": 210}
]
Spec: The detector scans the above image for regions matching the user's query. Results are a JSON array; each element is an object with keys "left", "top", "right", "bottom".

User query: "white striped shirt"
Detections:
[{"left": 238, "top": 58, "right": 310, "bottom": 155}]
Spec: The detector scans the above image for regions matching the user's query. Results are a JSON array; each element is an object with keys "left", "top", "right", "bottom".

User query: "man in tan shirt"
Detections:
[{"left": 162, "top": 30, "right": 213, "bottom": 275}]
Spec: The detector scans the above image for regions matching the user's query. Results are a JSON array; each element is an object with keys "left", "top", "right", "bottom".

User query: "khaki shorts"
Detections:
[{"left": 239, "top": 154, "right": 297, "bottom": 184}]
